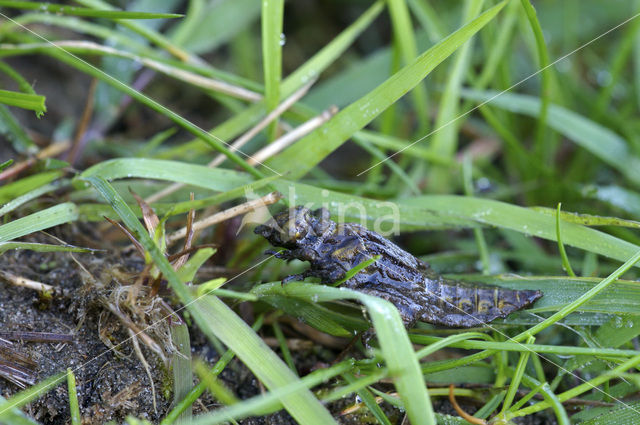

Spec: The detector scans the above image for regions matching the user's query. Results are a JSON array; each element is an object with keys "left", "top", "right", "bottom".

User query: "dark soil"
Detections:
[
  {"left": 0, "top": 245, "right": 170, "bottom": 424},
  {"left": 0, "top": 234, "right": 371, "bottom": 424}
]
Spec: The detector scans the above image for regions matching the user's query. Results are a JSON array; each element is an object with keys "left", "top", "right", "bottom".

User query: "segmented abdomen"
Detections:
[{"left": 422, "top": 280, "right": 542, "bottom": 328}]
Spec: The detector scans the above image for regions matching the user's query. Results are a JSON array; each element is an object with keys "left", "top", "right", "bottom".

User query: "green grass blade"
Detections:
[
  {"left": 503, "top": 373, "right": 569, "bottom": 425},
  {"left": 272, "top": 322, "right": 297, "bottom": 374},
  {"left": 0, "top": 241, "right": 93, "bottom": 254},
  {"left": 399, "top": 195, "right": 640, "bottom": 266},
  {"left": 578, "top": 401, "right": 640, "bottom": 425},
  {"left": 501, "top": 336, "right": 534, "bottom": 413},
  {"left": 0, "top": 1, "right": 182, "bottom": 19},
  {"left": 258, "top": 293, "right": 366, "bottom": 336},
  {"left": 0, "top": 178, "right": 66, "bottom": 216},
  {"left": 474, "top": 0, "right": 518, "bottom": 90},
  {"left": 261, "top": 0, "right": 284, "bottom": 141},
  {"left": 415, "top": 332, "right": 492, "bottom": 359},
  {"left": 0, "top": 42, "right": 259, "bottom": 102},
  {"left": 79, "top": 158, "right": 253, "bottom": 192},
  {"left": 0, "top": 170, "right": 62, "bottom": 203},
  {"left": 519, "top": 0, "right": 553, "bottom": 164},
  {"left": 515, "top": 249, "right": 640, "bottom": 340},
  {"left": 427, "top": 0, "right": 484, "bottom": 191},
  {"left": 0, "top": 61, "right": 37, "bottom": 95},
  {"left": 193, "top": 360, "right": 238, "bottom": 406},
  {"left": 460, "top": 89, "right": 640, "bottom": 185},
  {"left": 355, "top": 130, "right": 452, "bottom": 165},
  {"left": 0, "top": 159, "right": 12, "bottom": 171},
  {"left": 177, "top": 248, "right": 216, "bottom": 283},
  {"left": 162, "top": 318, "right": 263, "bottom": 425},
  {"left": 170, "top": 322, "right": 192, "bottom": 424},
  {"left": 66, "top": 369, "right": 81, "bottom": 425},
  {"left": 253, "top": 282, "right": 436, "bottom": 425},
  {"left": 593, "top": 18, "right": 640, "bottom": 118},
  {"left": 556, "top": 203, "right": 576, "bottom": 277},
  {"left": 188, "top": 361, "right": 352, "bottom": 424},
  {"left": 533, "top": 206, "right": 640, "bottom": 229},
  {"left": 343, "top": 373, "right": 392, "bottom": 425},
  {"left": 167, "top": 0, "right": 260, "bottom": 55},
  {"left": 0, "top": 395, "right": 40, "bottom": 425},
  {"left": 188, "top": 296, "right": 338, "bottom": 425},
  {"left": 0, "top": 13, "right": 150, "bottom": 54},
  {"left": 407, "top": 0, "right": 444, "bottom": 41},
  {"left": 413, "top": 335, "right": 640, "bottom": 358},
  {"left": 354, "top": 138, "right": 420, "bottom": 194},
  {"left": 463, "top": 155, "right": 490, "bottom": 274},
  {"left": 0, "top": 372, "right": 65, "bottom": 420},
  {"left": 75, "top": 0, "right": 192, "bottom": 61},
  {"left": 0, "top": 89, "right": 45, "bottom": 117},
  {"left": 0, "top": 203, "right": 78, "bottom": 243},
  {"left": 281, "top": 1, "right": 384, "bottom": 97},
  {"left": 509, "top": 354, "right": 640, "bottom": 419},
  {"left": 0, "top": 104, "right": 36, "bottom": 154},
  {"left": 266, "top": 1, "right": 507, "bottom": 179},
  {"left": 387, "top": 0, "right": 428, "bottom": 132},
  {"left": 157, "top": 1, "right": 384, "bottom": 161}
]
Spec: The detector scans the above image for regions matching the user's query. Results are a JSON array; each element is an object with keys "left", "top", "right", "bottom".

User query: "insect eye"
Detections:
[{"left": 295, "top": 231, "right": 301, "bottom": 239}]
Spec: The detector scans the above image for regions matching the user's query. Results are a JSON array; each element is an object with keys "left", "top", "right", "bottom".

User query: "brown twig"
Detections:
[
  {"left": 67, "top": 78, "right": 98, "bottom": 165},
  {"left": 104, "top": 216, "right": 145, "bottom": 257},
  {"left": 166, "top": 244, "right": 218, "bottom": 262},
  {"left": 0, "top": 141, "right": 70, "bottom": 181},
  {"left": 449, "top": 384, "right": 487, "bottom": 425},
  {"left": 172, "top": 193, "right": 196, "bottom": 270}
]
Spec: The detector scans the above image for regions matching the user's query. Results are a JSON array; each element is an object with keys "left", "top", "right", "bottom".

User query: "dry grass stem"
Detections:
[
  {"left": 208, "top": 79, "right": 316, "bottom": 167},
  {"left": 129, "top": 329, "right": 158, "bottom": 414},
  {"left": 248, "top": 105, "right": 339, "bottom": 165},
  {"left": 0, "top": 141, "right": 70, "bottom": 181},
  {"left": 166, "top": 191, "right": 282, "bottom": 245},
  {"left": 35, "top": 41, "right": 262, "bottom": 101},
  {"left": 0, "top": 270, "right": 55, "bottom": 293}
]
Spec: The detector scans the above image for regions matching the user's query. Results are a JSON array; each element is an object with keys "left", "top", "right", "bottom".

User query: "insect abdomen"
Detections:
[{"left": 425, "top": 284, "right": 542, "bottom": 328}]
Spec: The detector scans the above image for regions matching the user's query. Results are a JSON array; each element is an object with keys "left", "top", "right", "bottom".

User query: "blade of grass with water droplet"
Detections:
[
  {"left": 428, "top": 0, "right": 484, "bottom": 191},
  {"left": 399, "top": 195, "right": 640, "bottom": 266},
  {"left": 262, "top": 0, "right": 284, "bottom": 141},
  {"left": 0, "top": 1, "right": 183, "bottom": 19}
]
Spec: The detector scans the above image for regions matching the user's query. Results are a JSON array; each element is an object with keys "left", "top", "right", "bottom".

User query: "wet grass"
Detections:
[{"left": 2, "top": 0, "right": 640, "bottom": 424}]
